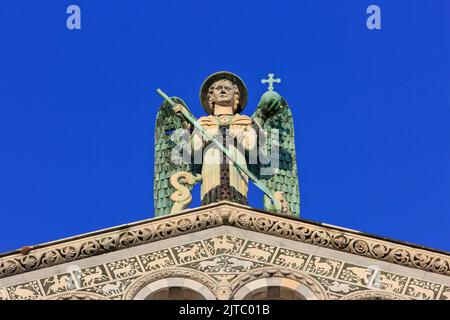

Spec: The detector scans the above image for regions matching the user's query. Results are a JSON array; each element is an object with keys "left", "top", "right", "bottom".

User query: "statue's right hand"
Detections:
[{"left": 172, "top": 104, "right": 188, "bottom": 117}]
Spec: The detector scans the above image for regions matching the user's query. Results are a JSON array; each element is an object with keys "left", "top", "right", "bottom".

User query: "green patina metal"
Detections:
[
  {"left": 157, "top": 89, "right": 275, "bottom": 200},
  {"left": 153, "top": 74, "right": 300, "bottom": 217},
  {"left": 251, "top": 90, "right": 300, "bottom": 217}
]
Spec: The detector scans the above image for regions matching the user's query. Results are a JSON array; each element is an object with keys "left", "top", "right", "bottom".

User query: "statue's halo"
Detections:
[{"left": 199, "top": 71, "right": 248, "bottom": 114}]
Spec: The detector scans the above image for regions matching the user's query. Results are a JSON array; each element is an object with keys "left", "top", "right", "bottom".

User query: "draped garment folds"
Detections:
[{"left": 191, "top": 114, "right": 257, "bottom": 205}]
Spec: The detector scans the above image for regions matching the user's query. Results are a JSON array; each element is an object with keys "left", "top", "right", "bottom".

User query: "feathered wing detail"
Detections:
[
  {"left": 153, "top": 97, "right": 194, "bottom": 217},
  {"left": 250, "top": 95, "right": 300, "bottom": 217}
]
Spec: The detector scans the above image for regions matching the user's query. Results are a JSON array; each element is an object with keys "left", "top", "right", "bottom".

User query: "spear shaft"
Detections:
[{"left": 156, "top": 88, "right": 275, "bottom": 201}]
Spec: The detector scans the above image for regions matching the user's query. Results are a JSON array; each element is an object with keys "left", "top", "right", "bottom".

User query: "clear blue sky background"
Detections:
[{"left": 0, "top": 0, "right": 449, "bottom": 253}]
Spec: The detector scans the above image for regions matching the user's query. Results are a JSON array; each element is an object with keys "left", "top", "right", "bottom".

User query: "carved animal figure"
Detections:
[
  {"left": 228, "top": 258, "right": 253, "bottom": 271},
  {"left": 178, "top": 244, "right": 201, "bottom": 263},
  {"left": 11, "top": 286, "right": 36, "bottom": 299},
  {"left": 408, "top": 285, "right": 435, "bottom": 300},
  {"left": 44, "top": 275, "right": 71, "bottom": 294},
  {"left": 346, "top": 267, "right": 372, "bottom": 285},
  {"left": 82, "top": 267, "right": 108, "bottom": 286},
  {"left": 377, "top": 274, "right": 402, "bottom": 292},
  {"left": 101, "top": 283, "right": 121, "bottom": 296},
  {"left": 277, "top": 254, "right": 305, "bottom": 268},
  {"left": 112, "top": 264, "right": 135, "bottom": 278},
  {"left": 328, "top": 281, "right": 353, "bottom": 293},
  {"left": 244, "top": 247, "right": 271, "bottom": 261},
  {"left": 197, "top": 258, "right": 222, "bottom": 271},
  {"left": 146, "top": 257, "right": 171, "bottom": 270},
  {"left": 310, "top": 257, "right": 337, "bottom": 276},
  {"left": 210, "top": 237, "right": 235, "bottom": 254}
]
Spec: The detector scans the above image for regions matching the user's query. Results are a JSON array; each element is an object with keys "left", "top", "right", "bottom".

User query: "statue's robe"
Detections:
[{"left": 192, "top": 114, "right": 256, "bottom": 205}]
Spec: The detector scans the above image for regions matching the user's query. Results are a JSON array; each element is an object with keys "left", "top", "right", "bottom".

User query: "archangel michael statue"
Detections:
[{"left": 154, "top": 72, "right": 300, "bottom": 217}]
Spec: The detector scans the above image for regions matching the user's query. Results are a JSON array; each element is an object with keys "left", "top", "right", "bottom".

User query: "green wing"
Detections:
[
  {"left": 153, "top": 97, "right": 193, "bottom": 217},
  {"left": 250, "top": 92, "right": 300, "bottom": 217}
]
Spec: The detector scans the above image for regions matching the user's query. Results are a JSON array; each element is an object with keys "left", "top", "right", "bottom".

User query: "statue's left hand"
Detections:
[{"left": 258, "top": 91, "right": 283, "bottom": 119}]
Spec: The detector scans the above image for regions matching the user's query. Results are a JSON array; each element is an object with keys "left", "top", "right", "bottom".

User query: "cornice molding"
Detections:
[{"left": 1, "top": 202, "right": 449, "bottom": 280}]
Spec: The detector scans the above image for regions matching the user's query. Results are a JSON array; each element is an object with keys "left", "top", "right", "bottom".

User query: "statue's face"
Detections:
[{"left": 210, "top": 79, "right": 237, "bottom": 107}]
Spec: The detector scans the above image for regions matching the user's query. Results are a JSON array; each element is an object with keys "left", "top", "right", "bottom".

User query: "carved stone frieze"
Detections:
[
  {"left": 0, "top": 207, "right": 224, "bottom": 279},
  {"left": 339, "top": 290, "right": 410, "bottom": 300},
  {"left": 1, "top": 232, "right": 449, "bottom": 300},
  {"left": 122, "top": 267, "right": 217, "bottom": 300},
  {"left": 0, "top": 202, "right": 449, "bottom": 300},
  {"left": 231, "top": 267, "right": 328, "bottom": 300},
  {"left": 1, "top": 203, "right": 448, "bottom": 280},
  {"left": 43, "top": 291, "right": 108, "bottom": 300}
]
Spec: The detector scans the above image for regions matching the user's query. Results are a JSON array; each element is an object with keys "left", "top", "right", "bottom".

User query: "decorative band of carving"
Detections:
[
  {"left": 41, "top": 291, "right": 108, "bottom": 300},
  {"left": 339, "top": 290, "right": 410, "bottom": 300},
  {"left": 123, "top": 267, "right": 217, "bottom": 300},
  {"left": 0, "top": 203, "right": 448, "bottom": 280},
  {"left": 0, "top": 209, "right": 224, "bottom": 279},
  {"left": 231, "top": 267, "right": 328, "bottom": 300},
  {"left": 226, "top": 209, "right": 450, "bottom": 277}
]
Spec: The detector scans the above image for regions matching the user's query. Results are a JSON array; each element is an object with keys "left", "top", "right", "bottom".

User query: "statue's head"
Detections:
[
  {"left": 200, "top": 71, "right": 248, "bottom": 115},
  {"left": 207, "top": 79, "right": 240, "bottom": 112}
]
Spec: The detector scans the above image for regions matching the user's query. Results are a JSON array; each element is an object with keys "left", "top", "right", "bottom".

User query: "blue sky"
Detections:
[{"left": 0, "top": 0, "right": 449, "bottom": 253}]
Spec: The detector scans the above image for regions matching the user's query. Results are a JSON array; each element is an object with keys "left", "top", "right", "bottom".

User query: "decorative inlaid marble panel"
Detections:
[{"left": 1, "top": 231, "right": 448, "bottom": 300}]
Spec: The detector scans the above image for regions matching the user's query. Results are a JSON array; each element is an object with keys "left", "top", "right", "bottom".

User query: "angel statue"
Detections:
[{"left": 153, "top": 71, "right": 300, "bottom": 217}]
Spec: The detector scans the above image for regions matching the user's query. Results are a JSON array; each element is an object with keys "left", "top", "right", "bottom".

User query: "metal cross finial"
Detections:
[{"left": 261, "top": 73, "right": 281, "bottom": 91}]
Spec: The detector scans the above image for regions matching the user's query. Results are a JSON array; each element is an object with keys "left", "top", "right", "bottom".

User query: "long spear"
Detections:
[{"left": 156, "top": 88, "right": 277, "bottom": 204}]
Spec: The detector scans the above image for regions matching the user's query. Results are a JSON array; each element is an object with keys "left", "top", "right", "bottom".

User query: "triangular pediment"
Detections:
[{"left": 0, "top": 202, "right": 449, "bottom": 300}]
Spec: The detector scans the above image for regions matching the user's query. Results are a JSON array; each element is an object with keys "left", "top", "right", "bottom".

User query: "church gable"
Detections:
[{"left": 0, "top": 203, "right": 449, "bottom": 300}]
